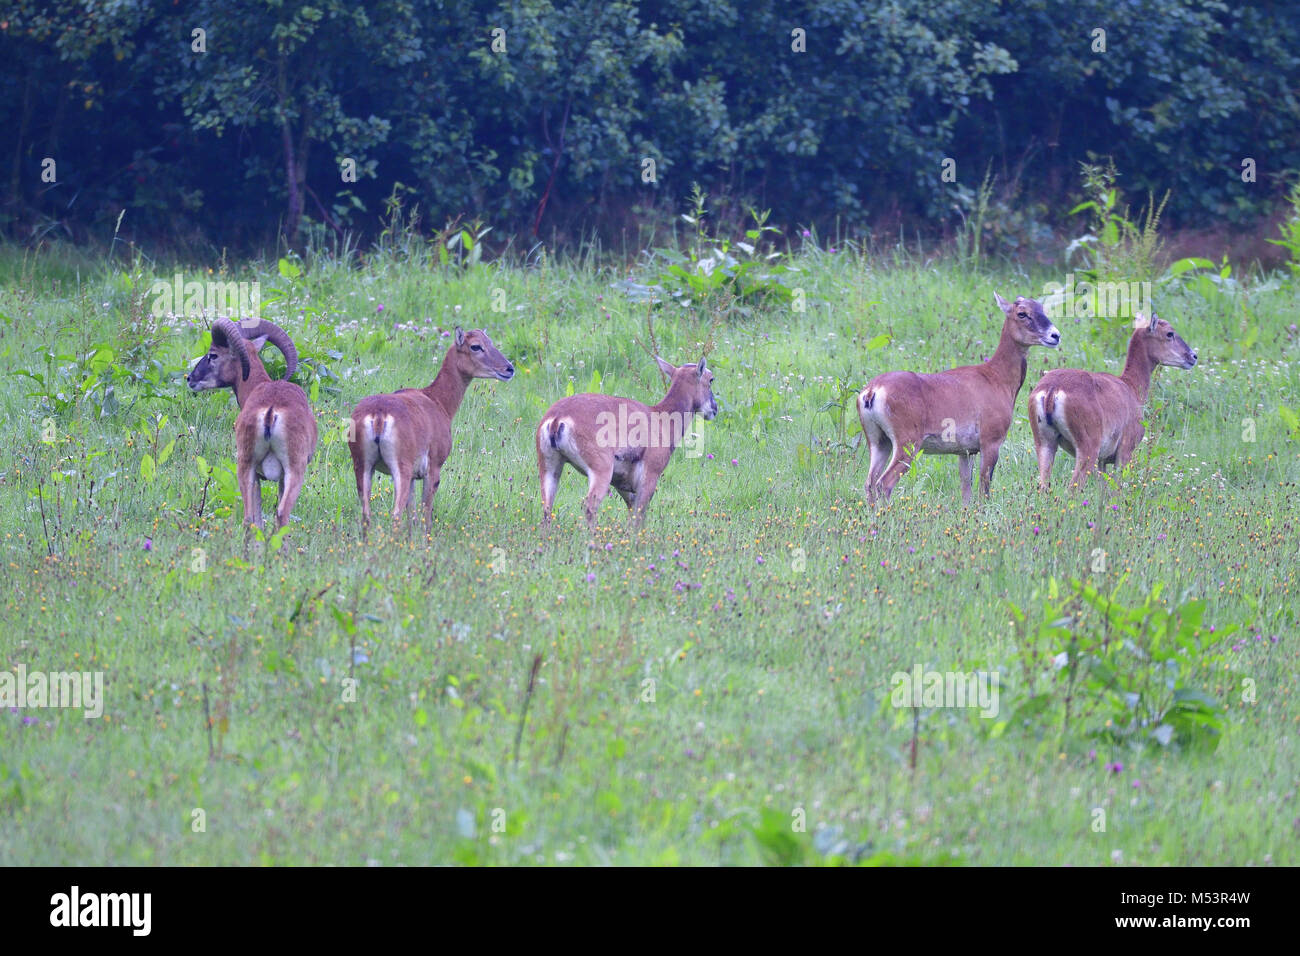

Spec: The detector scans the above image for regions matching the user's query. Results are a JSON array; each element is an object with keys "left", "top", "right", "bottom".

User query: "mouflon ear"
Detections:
[
  {"left": 1132, "top": 313, "right": 1151, "bottom": 330},
  {"left": 697, "top": 357, "right": 707, "bottom": 378},
  {"left": 994, "top": 292, "right": 1011, "bottom": 312},
  {"left": 455, "top": 326, "right": 466, "bottom": 347},
  {"left": 655, "top": 355, "right": 677, "bottom": 379}
]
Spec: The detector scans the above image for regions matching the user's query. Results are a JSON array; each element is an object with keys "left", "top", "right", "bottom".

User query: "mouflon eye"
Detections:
[
  {"left": 1166, "top": 331, "right": 1174, "bottom": 338},
  {"left": 1018, "top": 311, "right": 1027, "bottom": 319},
  {"left": 471, "top": 344, "right": 482, "bottom": 351}
]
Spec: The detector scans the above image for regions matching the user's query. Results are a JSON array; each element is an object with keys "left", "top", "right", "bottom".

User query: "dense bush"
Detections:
[{"left": 2, "top": 0, "right": 1297, "bottom": 251}]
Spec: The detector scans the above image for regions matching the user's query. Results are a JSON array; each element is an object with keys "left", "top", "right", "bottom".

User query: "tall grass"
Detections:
[{"left": 0, "top": 238, "right": 1296, "bottom": 865}]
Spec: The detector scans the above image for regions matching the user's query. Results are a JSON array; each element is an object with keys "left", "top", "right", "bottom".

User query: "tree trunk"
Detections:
[
  {"left": 9, "top": 71, "right": 34, "bottom": 222},
  {"left": 277, "top": 55, "right": 302, "bottom": 251},
  {"left": 281, "top": 119, "right": 302, "bottom": 250}
]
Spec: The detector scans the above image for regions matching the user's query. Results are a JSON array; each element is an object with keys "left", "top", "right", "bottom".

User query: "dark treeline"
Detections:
[{"left": 3, "top": 0, "right": 1298, "bottom": 256}]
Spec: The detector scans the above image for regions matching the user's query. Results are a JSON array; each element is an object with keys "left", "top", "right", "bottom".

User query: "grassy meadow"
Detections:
[{"left": 1, "top": 239, "right": 1297, "bottom": 865}]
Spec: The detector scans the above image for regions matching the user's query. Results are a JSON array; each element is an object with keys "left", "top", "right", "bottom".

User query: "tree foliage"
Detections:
[{"left": 1, "top": 0, "right": 1297, "bottom": 250}]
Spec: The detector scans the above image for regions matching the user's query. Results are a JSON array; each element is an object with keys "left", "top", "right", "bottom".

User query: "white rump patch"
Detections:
[
  {"left": 859, "top": 385, "right": 887, "bottom": 434},
  {"left": 1045, "top": 391, "right": 1081, "bottom": 457},
  {"left": 354, "top": 414, "right": 380, "bottom": 467},
  {"left": 1051, "top": 392, "right": 1070, "bottom": 437},
  {"left": 1031, "top": 391, "right": 1050, "bottom": 430},
  {"left": 369, "top": 414, "right": 400, "bottom": 474},
  {"left": 552, "top": 417, "right": 589, "bottom": 475}
]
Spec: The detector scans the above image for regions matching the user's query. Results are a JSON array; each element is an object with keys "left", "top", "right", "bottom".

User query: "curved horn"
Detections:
[
  {"left": 212, "top": 318, "right": 251, "bottom": 382},
  {"left": 239, "top": 320, "right": 298, "bottom": 379}
]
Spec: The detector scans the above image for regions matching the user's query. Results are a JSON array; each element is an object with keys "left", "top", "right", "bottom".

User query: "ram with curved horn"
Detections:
[{"left": 188, "top": 318, "right": 319, "bottom": 530}]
